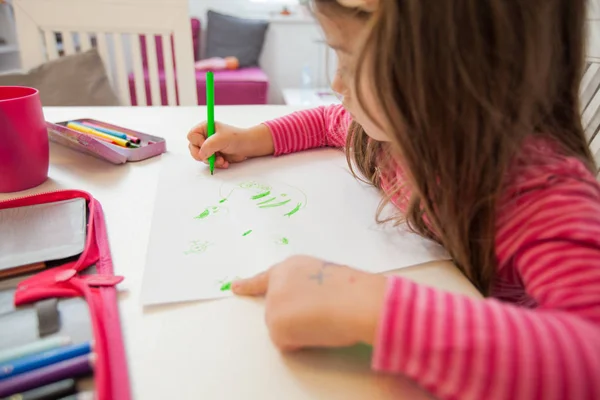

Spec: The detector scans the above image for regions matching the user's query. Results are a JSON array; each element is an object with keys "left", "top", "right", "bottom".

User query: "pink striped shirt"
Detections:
[{"left": 264, "top": 105, "right": 600, "bottom": 400}]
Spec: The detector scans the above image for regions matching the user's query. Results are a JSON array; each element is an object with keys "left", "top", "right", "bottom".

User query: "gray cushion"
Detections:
[
  {"left": 0, "top": 49, "right": 120, "bottom": 106},
  {"left": 205, "top": 10, "right": 269, "bottom": 68}
]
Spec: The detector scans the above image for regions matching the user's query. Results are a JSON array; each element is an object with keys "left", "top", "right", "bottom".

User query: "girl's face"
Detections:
[{"left": 317, "top": 10, "right": 390, "bottom": 142}]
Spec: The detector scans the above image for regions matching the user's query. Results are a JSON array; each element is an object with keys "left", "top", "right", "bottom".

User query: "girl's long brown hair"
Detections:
[{"left": 316, "top": 0, "right": 596, "bottom": 295}]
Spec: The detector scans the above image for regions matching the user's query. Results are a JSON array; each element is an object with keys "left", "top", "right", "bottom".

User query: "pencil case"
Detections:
[
  {"left": 46, "top": 118, "right": 167, "bottom": 165},
  {"left": 0, "top": 190, "right": 131, "bottom": 400}
]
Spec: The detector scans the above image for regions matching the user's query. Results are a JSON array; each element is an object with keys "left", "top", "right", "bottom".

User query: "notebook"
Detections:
[{"left": 0, "top": 198, "right": 87, "bottom": 274}]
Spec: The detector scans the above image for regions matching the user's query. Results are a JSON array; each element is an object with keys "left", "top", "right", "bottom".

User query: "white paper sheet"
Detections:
[{"left": 141, "top": 150, "right": 449, "bottom": 305}]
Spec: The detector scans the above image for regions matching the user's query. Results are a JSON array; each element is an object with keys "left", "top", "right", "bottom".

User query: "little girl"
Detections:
[{"left": 188, "top": 0, "right": 600, "bottom": 398}]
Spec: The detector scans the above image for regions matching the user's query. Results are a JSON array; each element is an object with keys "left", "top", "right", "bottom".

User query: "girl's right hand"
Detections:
[{"left": 187, "top": 122, "right": 275, "bottom": 169}]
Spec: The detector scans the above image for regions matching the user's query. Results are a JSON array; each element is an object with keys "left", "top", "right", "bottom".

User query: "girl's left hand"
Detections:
[{"left": 232, "top": 255, "right": 388, "bottom": 350}]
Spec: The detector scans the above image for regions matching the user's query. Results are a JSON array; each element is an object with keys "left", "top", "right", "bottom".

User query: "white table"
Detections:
[{"left": 2, "top": 106, "right": 481, "bottom": 400}]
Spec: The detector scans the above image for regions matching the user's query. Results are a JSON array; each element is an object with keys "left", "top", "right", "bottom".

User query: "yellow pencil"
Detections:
[{"left": 66, "top": 122, "right": 132, "bottom": 148}]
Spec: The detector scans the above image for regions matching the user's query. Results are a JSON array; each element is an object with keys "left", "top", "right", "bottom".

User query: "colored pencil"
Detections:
[
  {"left": 77, "top": 131, "right": 123, "bottom": 147},
  {"left": 0, "top": 337, "right": 71, "bottom": 365},
  {"left": 0, "top": 342, "right": 92, "bottom": 380},
  {"left": 80, "top": 122, "right": 141, "bottom": 144},
  {"left": 6, "top": 378, "right": 76, "bottom": 400},
  {"left": 66, "top": 122, "right": 133, "bottom": 148},
  {"left": 0, "top": 262, "right": 46, "bottom": 280},
  {"left": 206, "top": 71, "right": 216, "bottom": 175},
  {"left": 0, "top": 354, "right": 95, "bottom": 397},
  {"left": 79, "top": 122, "right": 127, "bottom": 140}
]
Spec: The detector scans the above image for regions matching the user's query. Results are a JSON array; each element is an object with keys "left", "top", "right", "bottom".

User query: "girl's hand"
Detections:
[
  {"left": 232, "top": 256, "right": 388, "bottom": 350},
  {"left": 187, "top": 122, "right": 274, "bottom": 169}
]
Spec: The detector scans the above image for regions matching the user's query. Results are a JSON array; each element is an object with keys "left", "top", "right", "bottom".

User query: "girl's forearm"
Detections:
[{"left": 242, "top": 123, "right": 275, "bottom": 158}]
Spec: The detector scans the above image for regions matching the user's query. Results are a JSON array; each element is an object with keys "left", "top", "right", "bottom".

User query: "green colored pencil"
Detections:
[{"left": 206, "top": 71, "right": 216, "bottom": 175}]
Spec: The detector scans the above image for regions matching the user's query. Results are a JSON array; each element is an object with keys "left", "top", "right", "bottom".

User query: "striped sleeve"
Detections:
[
  {"left": 372, "top": 178, "right": 600, "bottom": 400},
  {"left": 263, "top": 105, "right": 351, "bottom": 155}
]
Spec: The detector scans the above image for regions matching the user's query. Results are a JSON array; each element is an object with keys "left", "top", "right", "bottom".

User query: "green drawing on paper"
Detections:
[
  {"left": 284, "top": 202, "right": 302, "bottom": 217},
  {"left": 259, "top": 199, "right": 291, "bottom": 209},
  {"left": 184, "top": 240, "right": 211, "bottom": 255},
  {"left": 251, "top": 191, "right": 271, "bottom": 200},
  {"left": 239, "top": 181, "right": 270, "bottom": 191},
  {"left": 217, "top": 276, "right": 241, "bottom": 291},
  {"left": 196, "top": 209, "right": 210, "bottom": 219},
  {"left": 257, "top": 197, "right": 276, "bottom": 205},
  {"left": 211, "top": 180, "right": 308, "bottom": 222},
  {"left": 188, "top": 180, "right": 305, "bottom": 258},
  {"left": 276, "top": 237, "right": 289, "bottom": 245},
  {"left": 194, "top": 206, "right": 227, "bottom": 220}
]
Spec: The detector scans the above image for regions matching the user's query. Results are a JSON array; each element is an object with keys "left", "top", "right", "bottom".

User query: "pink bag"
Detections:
[{"left": 0, "top": 190, "right": 131, "bottom": 400}]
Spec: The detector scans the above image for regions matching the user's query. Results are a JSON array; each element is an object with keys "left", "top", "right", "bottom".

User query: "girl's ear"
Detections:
[{"left": 337, "top": 0, "right": 378, "bottom": 12}]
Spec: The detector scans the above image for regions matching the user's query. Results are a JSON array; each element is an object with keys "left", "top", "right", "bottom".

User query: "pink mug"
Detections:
[{"left": 0, "top": 86, "right": 49, "bottom": 193}]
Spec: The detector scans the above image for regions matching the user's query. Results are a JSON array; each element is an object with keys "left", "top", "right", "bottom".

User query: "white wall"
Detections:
[{"left": 259, "top": 20, "right": 335, "bottom": 104}]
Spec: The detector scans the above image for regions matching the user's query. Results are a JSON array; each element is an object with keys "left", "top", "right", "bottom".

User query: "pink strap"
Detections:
[{"left": 3, "top": 191, "right": 131, "bottom": 400}]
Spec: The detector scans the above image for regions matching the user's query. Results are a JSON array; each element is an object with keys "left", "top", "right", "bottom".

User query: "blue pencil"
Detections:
[
  {"left": 75, "top": 122, "right": 127, "bottom": 140},
  {"left": 0, "top": 342, "right": 92, "bottom": 380},
  {"left": 79, "top": 121, "right": 141, "bottom": 144}
]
